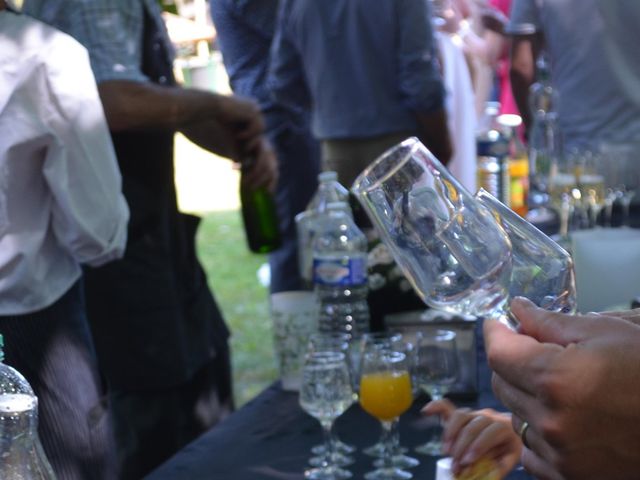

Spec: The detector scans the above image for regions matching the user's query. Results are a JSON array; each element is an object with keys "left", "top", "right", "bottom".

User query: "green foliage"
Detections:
[{"left": 196, "top": 210, "right": 278, "bottom": 407}]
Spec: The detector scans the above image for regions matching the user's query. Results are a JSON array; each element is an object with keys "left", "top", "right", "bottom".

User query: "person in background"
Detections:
[
  {"left": 422, "top": 398, "right": 522, "bottom": 479},
  {"left": 211, "top": 0, "right": 321, "bottom": 294},
  {"left": 0, "top": 3, "right": 129, "bottom": 478},
  {"left": 268, "top": 0, "right": 452, "bottom": 188},
  {"left": 486, "top": 297, "right": 640, "bottom": 479},
  {"left": 22, "top": 0, "right": 277, "bottom": 478},
  {"left": 508, "top": 0, "right": 640, "bottom": 148}
]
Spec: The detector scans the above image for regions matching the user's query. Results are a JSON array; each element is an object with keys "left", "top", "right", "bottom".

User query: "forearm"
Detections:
[
  {"left": 97, "top": 80, "right": 226, "bottom": 133},
  {"left": 510, "top": 36, "right": 540, "bottom": 133}
]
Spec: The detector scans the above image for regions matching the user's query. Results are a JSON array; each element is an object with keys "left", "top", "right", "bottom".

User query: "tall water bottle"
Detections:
[
  {"left": 296, "top": 172, "right": 350, "bottom": 288},
  {"left": 312, "top": 202, "right": 370, "bottom": 338},
  {"left": 0, "top": 335, "right": 56, "bottom": 479}
]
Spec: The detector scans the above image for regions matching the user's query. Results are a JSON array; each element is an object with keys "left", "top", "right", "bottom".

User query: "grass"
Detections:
[{"left": 196, "top": 209, "right": 278, "bottom": 407}]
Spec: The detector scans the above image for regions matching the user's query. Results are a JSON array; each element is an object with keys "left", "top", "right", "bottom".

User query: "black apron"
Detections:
[{"left": 84, "top": 6, "right": 229, "bottom": 392}]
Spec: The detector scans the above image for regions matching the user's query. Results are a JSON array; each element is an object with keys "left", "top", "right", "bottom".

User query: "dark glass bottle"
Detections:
[{"left": 240, "top": 161, "right": 281, "bottom": 254}]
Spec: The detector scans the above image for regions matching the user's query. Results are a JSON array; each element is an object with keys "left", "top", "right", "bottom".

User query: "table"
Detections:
[{"left": 146, "top": 324, "right": 533, "bottom": 480}]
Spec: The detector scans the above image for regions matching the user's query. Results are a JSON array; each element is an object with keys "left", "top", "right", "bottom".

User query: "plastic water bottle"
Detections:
[
  {"left": 312, "top": 202, "right": 370, "bottom": 338},
  {"left": 0, "top": 335, "right": 56, "bottom": 479},
  {"left": 296, "top": 172, "right": 350, "bottom": 287},
  {"left": 306, "top": 171, "right": 349, "bottom": 212}
]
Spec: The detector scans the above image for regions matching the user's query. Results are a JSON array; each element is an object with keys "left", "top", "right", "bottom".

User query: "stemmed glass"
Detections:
[
  {"left": 351, "top": 137, "right": 516, "bottom": 328},
  {"left": 598, "top": 143, "right": 640, "bottom": 227},
  {"left": 299, "top": 351, "right": 354, "bottom": 480},
  {"left": 307, "top": 333, "right": 356, "bottom": 467},
  {"left": 475, "top": 189, "right": 576, "bottom": 313},
  {"left": 358, "top": 333, "right": 419, "bottom": 470},
  {"left": 412, "top": 329, "right": 459, "bottom": 456},
  {"left": 359, "top": 348, "right": 414, "bottom": 480}
]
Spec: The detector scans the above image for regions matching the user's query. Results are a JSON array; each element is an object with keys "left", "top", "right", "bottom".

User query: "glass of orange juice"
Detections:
[{"left": 359, "top": 348, "right": 414, "bottom": 479}]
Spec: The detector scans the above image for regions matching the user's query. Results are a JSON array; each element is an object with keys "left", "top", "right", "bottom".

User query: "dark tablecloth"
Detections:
[{"left": 146, "top": 322, "right": 533, "bottom": 480}]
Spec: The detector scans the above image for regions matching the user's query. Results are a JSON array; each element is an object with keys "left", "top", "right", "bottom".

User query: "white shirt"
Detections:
[
  {"left": 509, "top": 0, "right": 640, "bottom": 151},
  {"left": 0, "top": 11, "right": 129, "bottom": 315}
]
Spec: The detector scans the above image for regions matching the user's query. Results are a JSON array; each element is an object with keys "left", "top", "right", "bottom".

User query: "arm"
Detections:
[
  {"left": 485, "top": 297, "right": 640, "bottom": 479},
  {"left": 509, "top": 35, "right": 540, "bottom": 133},
  {"left": 397, "top": 0, "right": 452, "bottom": 165},
  {"left": 267, "top": 0, "right": 312, "bottom": 110},
  {"left": 422, "top": 399, "right": 522, "bottom": 479}
]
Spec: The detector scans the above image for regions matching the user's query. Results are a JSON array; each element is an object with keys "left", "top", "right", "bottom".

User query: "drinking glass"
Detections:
[
  {"left": 359, "top": 348, "right": 414, "bottom": 480},
  {"left": 475, "top": 189, "right": 577, "bottom": 313},
  {"left": 351, "top": 137, "right": 516, "bottom": 328},
  {"left": 307, "top": 333, "right": 356, "bottom": 465},
  {"left": 357, "top": 333, "right": 419, "bottom": 470},
  {"left": 412, "top": 329, "right": 459, "bottom": 456},
  {"left": 300, "top": 351, "right": 354, "bottom": 480},
  {"left": 598, "top": 143, "right": 640, "bottom": 227}
]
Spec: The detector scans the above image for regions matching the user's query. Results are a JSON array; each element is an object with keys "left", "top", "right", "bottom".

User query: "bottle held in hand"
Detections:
[{"left": 240, "top": 158, "right": 281, "bottom": 254}]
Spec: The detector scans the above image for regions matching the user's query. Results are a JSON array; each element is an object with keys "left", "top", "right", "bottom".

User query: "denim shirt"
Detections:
[{"left": 268, "top": 0, "right": 445, "bottom": 140}]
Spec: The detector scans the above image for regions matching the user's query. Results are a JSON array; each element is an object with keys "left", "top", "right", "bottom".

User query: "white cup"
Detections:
[
  {"left": 435, "top": 457, "right": 453, "bottom": 480},
  {"left": 270, "top": 291, "right": 317, "bottom": 391}
]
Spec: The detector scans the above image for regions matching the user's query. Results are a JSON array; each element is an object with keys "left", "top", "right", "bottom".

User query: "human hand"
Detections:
[
  {"left": 485, "top": 297, "right": 640, "bottom": 480},
  {"left": 214, "top": 93, "right": 264, "bottom": 152},
  {"left": 422, "top": 399, "right": 521, "bottom": 479},
  {"left": 240, "top": 137, "right": 278, "bottom": 193}
]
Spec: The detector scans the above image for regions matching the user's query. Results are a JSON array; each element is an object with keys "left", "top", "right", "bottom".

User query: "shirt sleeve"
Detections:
[
  {"left": 267, "top": 0, "right": 312, "bottom": 110},
  {"left": 507, "top": 0, "right": 540, "bottom": 35},
  {"left": 396, "top": 0, "right": 445, "bottom": 113},
  {"left": 42, "top": 35, "right": 129, "bottom": 267}
]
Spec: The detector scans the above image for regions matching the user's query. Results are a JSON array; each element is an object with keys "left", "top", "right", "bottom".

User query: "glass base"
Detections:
[
  {"left": 364, "top": 441, "right": 408, "bottom": 458},
  {"left": 312, "top": 440, "right": 356, "bottom": 456},
  {"left": 374, "top": 453, "right": 420, "bottom": 469},
  {"left": 305, "top": 466, "right": 352, "bottom": 480},
  {"left": 364, "top": 467, "right": 413, "bottom": 480},
  {"left": 309, "top": 452, "right": 354, "bottom": 468},
  {"left": 414, "top": 440, "right": 443, "bottom": 456}
]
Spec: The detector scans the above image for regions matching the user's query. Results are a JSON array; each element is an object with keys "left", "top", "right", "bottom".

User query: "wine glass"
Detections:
[
  {"left": 359, "top": 348, "right": 414, "bottom": 480},
  {"left": 598, "top": 143, "right": 640, "bottom": 227},
  {"left": 357, "top": 333, "right": 419, "bottom": 470},
  {"left": 412, "top": 329, "right": 459, "bottom": 456},
  {"left": 475, "top": 189, "right": 577, "bottom": 313},
  {"left": 351, "top": 137, "right": 516, "bottom": 328},
  {"left": 307, "top": 333, "right": 357, "bottom": 466},
  {"left": 299, "top": 351, "right": 354, "bottom": 480}
]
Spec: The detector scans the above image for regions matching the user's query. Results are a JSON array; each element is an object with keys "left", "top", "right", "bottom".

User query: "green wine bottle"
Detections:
[{"left": 240, "top": 162, "right": 281, "bottom": 254}]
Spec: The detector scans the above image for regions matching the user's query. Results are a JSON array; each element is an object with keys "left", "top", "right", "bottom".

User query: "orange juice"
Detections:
[{"left": 359, "top": 371, "right": 413, "bottom": 421}]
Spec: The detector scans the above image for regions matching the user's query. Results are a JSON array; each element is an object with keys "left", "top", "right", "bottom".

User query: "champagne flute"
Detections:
[
  {"left": 412, "top": 329, "right": 459, "bottom": 456},
  {"left": 300, "top": 351, "right": 354, "bottom": 480},
  {"left": 351, "top": 137, "right": 516, "bottom": 329},
  {"left": 359, "top": 348, "right": 414, "bottom": 480},
  {"left": 307, "top": 333, "right": 356, "bottom": 466}
]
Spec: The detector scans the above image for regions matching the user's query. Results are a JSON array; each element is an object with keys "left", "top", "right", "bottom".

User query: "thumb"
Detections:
[{"left": 511, "top": 297, "right": 591, "bottom": 346}]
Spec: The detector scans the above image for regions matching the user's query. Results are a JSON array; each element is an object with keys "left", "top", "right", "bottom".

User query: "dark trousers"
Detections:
[
  {"left": 115, "top": 344, "right": 234, "bottom": 480},
  {"left": 268, "top": 126, "right": 321, "bottom": 294},
  {"left": 0, "top": 280, "right": 117, "bottom": 480}
]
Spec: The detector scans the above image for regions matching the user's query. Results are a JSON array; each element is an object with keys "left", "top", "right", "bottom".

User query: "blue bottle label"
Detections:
[{"left": 313, "top": 256, "right": 367, "bottom": 286}]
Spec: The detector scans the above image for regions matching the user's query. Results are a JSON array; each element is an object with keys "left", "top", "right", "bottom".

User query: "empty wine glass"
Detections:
[
  {"left": 307, "top": 333, "right": 356, "bottom": 466},
  {"left": 300, "top": 351, "right": 354, "bottom": 480},
  {"left": 476, "top": 189, "right": 576, "bottom": 313},
  {"left": 351, "top": 137, "right": 516, "bottom": 328},
  {"left": 412, "top": 329, "right": 459, "bottom": 456},
  {"left": 359, "top": 348, "right": 414, "bottom": 480}
]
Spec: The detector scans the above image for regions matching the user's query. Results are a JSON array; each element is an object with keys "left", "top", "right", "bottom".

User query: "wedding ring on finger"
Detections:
[{"left": 518, "top": 421, "right": 531, "bottom": 449}]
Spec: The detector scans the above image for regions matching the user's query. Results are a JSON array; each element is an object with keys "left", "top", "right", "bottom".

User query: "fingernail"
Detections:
[{"left": 512, "top": 296, "right": 536, "bottom": 308}]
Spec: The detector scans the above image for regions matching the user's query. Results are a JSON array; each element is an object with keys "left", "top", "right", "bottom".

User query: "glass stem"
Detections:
[
  {"left": 622, "top": 198, "right": 632, "bottom": 227},
  {"left": 379, "top": 420, "right": 394, "bottom": 469},
  {"left": 390, "top": 419, "right": 400, "bottom": 455},
  {"left": 321, "top": 420, "right": 335, "bottom": 471}
]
